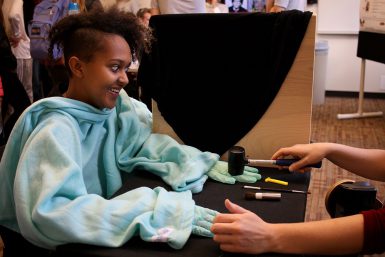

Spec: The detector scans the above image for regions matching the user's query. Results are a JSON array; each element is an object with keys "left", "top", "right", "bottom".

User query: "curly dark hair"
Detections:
[{"left": 49, "top": 7, "right": 152, "bottom": 73}]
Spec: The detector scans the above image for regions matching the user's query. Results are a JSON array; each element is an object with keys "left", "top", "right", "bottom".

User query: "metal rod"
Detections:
[{"left": 243, "top": 185, "right": 310, "bottom": 194}]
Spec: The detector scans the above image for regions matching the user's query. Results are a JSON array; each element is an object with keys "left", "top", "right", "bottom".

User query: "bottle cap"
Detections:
[{"left": 68, "top": 2, "right": 79, "bottom": 11}]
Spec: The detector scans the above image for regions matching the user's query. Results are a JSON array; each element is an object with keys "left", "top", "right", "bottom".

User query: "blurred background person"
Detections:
[
  {"left": 266, "top": 0, "right": 306, "bottom": 12},
  {"left": 24, "top": 0, "right": 48, "bottom": 102},
  {"left": 251, "top": 0, "right": 265, "bottom": 12},
  {"left": 98, "top": 0, "right": 117, "bottom": 9},
  {"left": 2, "top": 0, "right": 33, "bottom": 103},
  {"left": 43, "top": 0, "right": 102, "bottom": 97},
  {"left": 206, "top": 0, "right": 228, "bottom": 13},
  {"left": 85, "top": 0, "right": 103, "bottom": 10},
  {"left": 116, "top": 0, "right": 151, "bottom": 15},
  {"left": 136, "top": 7, "right": 152, "bottom": 27},
  {"left": 0, "top": 6, "right": 31, "bottom": 146},
  {"left": 150, "top": 0, "right": 206, "bottom": 15},
  {"left": 228, "top": 0, "right": 248, "bottom": 12},
  {"left": 121, "top": 8, "right": 152, "bottom": 100}
]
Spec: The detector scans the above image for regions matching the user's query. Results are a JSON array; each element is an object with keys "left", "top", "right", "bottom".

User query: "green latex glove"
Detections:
[
  {"left": 207, "top": 160, "right": 261, "bottom": 184},
  {"left": 192, "top": 205, "right": 218, "bottom": 237}
]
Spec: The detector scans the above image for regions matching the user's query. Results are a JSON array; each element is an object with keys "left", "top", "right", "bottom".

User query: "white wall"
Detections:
[{"left": 308, "top": 4, "right": 385, "bottom": 93}]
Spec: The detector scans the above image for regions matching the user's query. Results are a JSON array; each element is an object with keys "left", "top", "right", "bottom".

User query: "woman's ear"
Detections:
[{"left": 68, "top": 56, "right": 83, "bottom": 78}]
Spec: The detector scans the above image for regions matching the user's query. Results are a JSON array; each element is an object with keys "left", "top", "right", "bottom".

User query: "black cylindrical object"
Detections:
[
  {"left": 336, "top": 182, "right": 377, "bottom": 217},
  {"left": 228, "top": 146, "right": 247, "bottom": 176}
]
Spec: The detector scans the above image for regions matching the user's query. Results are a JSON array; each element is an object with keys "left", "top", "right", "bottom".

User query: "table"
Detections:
[{"left": 56, "top": 167, "right": 310, "bottom": 257}]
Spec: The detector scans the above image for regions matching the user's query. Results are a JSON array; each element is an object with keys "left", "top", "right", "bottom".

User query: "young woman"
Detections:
[{"left": 0, "top": 7, "right": 260, "bottom": 256}]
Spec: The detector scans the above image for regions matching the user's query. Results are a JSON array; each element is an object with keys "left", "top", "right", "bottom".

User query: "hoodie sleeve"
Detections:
[
  {"left": 7, "top": 111, "right": 196, "bottom": 250},
  {"left": 361, "top": 207, "right": 385, "bottom": 254},
  {"left": 114, "top": 93, "right": 220, "bottom": 193}
]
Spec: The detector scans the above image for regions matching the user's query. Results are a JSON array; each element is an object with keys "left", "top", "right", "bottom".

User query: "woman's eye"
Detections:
[
  {"left": 124, "top": 66, "right": 130, "bottom": 73},
  {"left": 111, "top": 65, "right": 119, "bottom": 72}
]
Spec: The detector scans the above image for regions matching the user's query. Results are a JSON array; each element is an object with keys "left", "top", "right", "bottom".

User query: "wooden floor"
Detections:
[
  {"left": 307, "top": 95, "right": 385, "bottom": 257},
  {"left": 1, "top": 95, "right": 385, "bottom": 257}
]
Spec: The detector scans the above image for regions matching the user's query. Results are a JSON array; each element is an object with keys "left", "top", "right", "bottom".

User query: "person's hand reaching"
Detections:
[{"left": 272, "top": 143, "right": 326, "bottom": 172}]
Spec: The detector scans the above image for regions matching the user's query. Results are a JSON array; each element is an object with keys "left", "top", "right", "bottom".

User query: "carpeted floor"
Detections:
[{"left": 307, "top": 95, "right": 385, "bottom": 257}]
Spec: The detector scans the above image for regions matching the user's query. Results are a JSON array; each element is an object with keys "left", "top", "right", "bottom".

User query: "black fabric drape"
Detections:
[{"left": 138, "top": 10, "right": 312, "bottom": 155}]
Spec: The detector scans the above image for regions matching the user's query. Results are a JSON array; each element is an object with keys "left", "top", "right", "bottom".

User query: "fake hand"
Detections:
[
  {"left": 207, "top": 161, "right": 261, "bottom": 184},
  {"left": 192, "top": 205, "right": 218, "bottom": 237}
]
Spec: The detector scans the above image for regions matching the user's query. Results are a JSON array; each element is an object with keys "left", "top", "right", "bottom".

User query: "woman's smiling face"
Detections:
[{"left": 71, "top": 34, "right": 132, "bottom": 109}]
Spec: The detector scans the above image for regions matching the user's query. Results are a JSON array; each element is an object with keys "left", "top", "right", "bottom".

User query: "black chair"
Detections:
[
  {"left": 323, "top": 179, "right": 383, "bottom": 257},
  {"left": 325, "top": 179, "right": 383, "bottom": 218}
]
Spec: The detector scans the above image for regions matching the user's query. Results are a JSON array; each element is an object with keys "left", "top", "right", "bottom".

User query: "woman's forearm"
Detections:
[
  {"left": 265, "top": 0, "right": 274, "bottom": 12},
  {"left": 324, "top": 143, "right": 385, "bottom": 181},
  {"left": 272, "top": 214, "right": 364, "bottom": 255}
]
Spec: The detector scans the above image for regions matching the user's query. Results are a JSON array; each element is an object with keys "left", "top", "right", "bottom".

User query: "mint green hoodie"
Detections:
[{"left": 0, "top": 90, "right": 219, "bottom": 250}]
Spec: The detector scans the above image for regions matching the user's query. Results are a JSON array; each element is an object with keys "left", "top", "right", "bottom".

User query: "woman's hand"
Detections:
[
  {"left": 271, "top": 143, "right": 327, "bottom": 172},
  {"left": 211, "top": 199, "right": 275, "bottom": 254},
  {"left": 269, "top": 5, "right": 286, "bottom": 12}
]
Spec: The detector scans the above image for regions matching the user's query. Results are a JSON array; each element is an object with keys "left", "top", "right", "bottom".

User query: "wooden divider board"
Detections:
[{"left": 152, "top": 15, "right": 316, "bottom": 161}]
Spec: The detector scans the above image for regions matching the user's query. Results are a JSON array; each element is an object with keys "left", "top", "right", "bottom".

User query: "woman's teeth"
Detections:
[{"left": 109, "top": 88, "right": 120, "bottom": 94}]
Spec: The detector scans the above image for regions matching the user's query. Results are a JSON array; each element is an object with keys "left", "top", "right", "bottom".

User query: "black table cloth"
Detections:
[{"left": 57, "top": 167, "right": 310, "bottom": 257}]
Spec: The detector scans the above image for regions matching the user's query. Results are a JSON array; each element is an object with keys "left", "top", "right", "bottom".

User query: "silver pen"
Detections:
[{"left": 243, "top": 185, "right": 310, "bottom": 194}]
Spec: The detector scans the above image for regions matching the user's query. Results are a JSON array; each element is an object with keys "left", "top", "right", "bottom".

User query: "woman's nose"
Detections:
[{"left": 119, "top": 71, "right": 129, "bottom": 85}]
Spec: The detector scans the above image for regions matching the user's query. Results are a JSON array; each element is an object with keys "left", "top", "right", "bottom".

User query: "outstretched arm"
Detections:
[
  {"left": 272, "top": 143, "right": 385, "bottom": 181},
  {"left": 266, "top": 0, "right": 288, "bottom": 12},
  {"left": 8, "top": 0, "right": 25, "bottom": 48},
  {"left": 211, "top": 199, "right": 364, "bottom": 255},
  {"left": 150, "top": 0, "right": 160, "bottom": 15}
]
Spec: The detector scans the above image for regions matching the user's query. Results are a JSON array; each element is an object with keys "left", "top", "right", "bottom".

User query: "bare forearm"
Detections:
[
  {"left": 150, "top": 8, "right": 160, "bottom": 15},
  {"left": 324, "top": 143, "right": 385, "bottom": 181},
  {"left": 265, "top": 0, "right": 274, "bottom": 12},
  {"left": 271, "top": 214, "right": 364, "bottom": 255}
]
